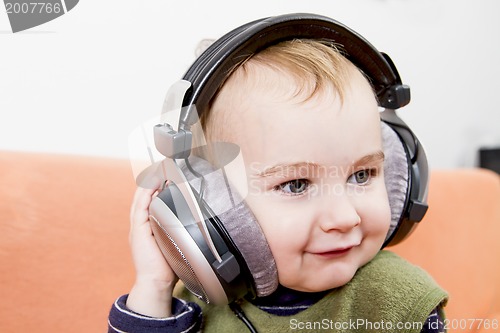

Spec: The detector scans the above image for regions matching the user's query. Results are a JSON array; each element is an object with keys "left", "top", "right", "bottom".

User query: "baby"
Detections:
[{"left": 108, "top": 14, "right": 448, "bottom": 333}]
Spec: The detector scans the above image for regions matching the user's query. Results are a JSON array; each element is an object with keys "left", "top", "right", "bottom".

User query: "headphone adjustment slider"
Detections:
[{"left": 154, "top": 123, "right": 192, "bottom": 159}]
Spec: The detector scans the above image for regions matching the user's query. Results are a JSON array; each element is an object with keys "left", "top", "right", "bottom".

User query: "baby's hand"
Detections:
[{"left": 126, "top": 186, "right": 179, "bottom": 318}]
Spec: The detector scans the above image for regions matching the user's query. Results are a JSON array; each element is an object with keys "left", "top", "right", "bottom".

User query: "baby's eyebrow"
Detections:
[
  {"left": 353, "top": 150, "right": 385, "bottom": 168},
  {"left": 255, "top": 162, "right": 322, "bottom": 178},
  {"left": 254, "top": 151, "right": 385, "bottom": 179}
]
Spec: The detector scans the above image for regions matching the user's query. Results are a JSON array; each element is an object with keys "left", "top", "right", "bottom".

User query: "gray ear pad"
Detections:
[
  {"left": 381, "top": 121, "right": 409, "bottom": 241},
  {"left": 180, "top": 156, "right": 279, "bottom": 297}
]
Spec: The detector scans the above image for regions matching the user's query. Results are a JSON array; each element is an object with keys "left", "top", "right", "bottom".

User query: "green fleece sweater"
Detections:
[{"left": 177, "top": 251, "right": 448, "bottom": 333}]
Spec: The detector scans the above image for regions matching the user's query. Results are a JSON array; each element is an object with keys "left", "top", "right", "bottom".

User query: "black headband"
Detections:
[{"left": 180, "top": 13, "right": 410, "bottom": 128}]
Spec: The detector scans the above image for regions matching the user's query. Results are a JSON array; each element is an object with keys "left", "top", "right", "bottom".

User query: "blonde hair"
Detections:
[{"left": 244, "top": 39, "right": 352, "bottom": 102}]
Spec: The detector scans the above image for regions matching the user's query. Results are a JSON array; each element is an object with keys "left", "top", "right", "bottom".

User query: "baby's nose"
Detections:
[{"left": 318, "top": 191, "right": 361, "bottom": 233}]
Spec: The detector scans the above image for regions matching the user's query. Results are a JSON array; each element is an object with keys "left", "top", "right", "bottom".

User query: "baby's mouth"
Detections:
[{"left": 310, "top": 244, "right": 358, "bottom": 258}]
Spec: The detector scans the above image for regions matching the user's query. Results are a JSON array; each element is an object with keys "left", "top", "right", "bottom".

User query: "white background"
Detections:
[{"left": 1, "top": 0, "right": 499, "bottom": 168}]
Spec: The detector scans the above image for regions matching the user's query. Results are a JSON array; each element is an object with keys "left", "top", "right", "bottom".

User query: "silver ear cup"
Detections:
[
  {"left": 149, "top": 214, "right": 208, "bottom": 302},
  {"left": 149, "top": 195, "right": 229, "bottom": 305}
]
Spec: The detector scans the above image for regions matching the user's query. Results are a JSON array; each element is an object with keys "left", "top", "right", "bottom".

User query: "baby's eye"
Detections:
[
  {"left": 348, "top": 169, "right": 376, "bottom": 185},
  {"left": 275, "top": 179, "right": 310, "bottom": 195}
]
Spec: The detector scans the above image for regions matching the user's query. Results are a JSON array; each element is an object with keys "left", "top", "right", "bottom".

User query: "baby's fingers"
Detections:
[{"left": 130, "top": 187, "right": 158, "bottom": 227}]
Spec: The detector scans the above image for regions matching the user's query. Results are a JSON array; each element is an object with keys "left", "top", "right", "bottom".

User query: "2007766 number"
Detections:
[
  {"left": 5, "top": 2, "right": 62, "bottom": 14},
  {"left": 443, "top": 318, "right": 499, "bottom": 331}
]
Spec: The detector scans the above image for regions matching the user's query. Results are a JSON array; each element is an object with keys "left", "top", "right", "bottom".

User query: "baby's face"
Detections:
[{"left": 211, "top": 64, "right": 391, "bottom": 292}]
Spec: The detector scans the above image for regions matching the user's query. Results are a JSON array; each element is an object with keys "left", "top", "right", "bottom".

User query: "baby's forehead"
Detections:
[{"left": 212, "top": 64, "right": 380, "bottom": 139}]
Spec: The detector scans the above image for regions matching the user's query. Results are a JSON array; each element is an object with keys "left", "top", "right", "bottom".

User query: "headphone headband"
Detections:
[{"left": 180, "top": 13, "right": 410, "bottom": 128}]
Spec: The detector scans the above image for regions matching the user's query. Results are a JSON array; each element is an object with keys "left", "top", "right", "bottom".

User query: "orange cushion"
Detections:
[
  {"left": 0, "top": 151, "right": 136, "bottom": 332},
  {"left": 392, "top": 169, "right": 500, "bottom": 331}
]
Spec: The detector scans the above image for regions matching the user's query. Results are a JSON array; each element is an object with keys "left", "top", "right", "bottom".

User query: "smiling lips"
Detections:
[{"left": 311, "top": 244, "right": 358, "bottom": 258}]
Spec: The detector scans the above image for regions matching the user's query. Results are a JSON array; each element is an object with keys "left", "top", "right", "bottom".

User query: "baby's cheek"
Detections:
[
  {"left": 358, "top": 192, "right": 391, "bottom": 234},
  {"left": 271, "top": 246, "right": 302, "bottom": 287},
  {"left": 261, "top": 221, "right": 304, "bottom": 270}
]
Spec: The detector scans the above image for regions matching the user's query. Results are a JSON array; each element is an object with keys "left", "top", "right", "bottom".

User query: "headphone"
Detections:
[{"left": 145, "top": 13, "right": 429, "bottom": 306}]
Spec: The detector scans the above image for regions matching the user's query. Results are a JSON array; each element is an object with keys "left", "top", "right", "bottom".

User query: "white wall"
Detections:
[{"left": 1, "top": 0, "right": 499, "bottom": 169}]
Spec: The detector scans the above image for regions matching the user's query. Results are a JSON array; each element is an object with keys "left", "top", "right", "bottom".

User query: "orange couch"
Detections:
[{"left": 1, "top": 150, "right": 499, "bottom": 332}]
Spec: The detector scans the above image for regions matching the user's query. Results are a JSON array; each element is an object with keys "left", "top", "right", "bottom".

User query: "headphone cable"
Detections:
[{"left": 229, "top": 301, "right": 258, "bottom": 333}]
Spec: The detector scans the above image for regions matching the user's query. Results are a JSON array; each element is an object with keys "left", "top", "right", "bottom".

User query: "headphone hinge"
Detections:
[
  {"left": 407, "top": 199, "right": 428, "bottom": 222},
  {"left": 381, "top": 84, "right": 411, "bottom": 109},
  {"left": 212, "top": 252, "right": 241, "bottom": 283}
]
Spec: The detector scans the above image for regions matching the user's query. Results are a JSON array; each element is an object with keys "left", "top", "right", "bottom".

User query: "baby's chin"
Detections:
[{"left": 280, "top": 270, "right": 357, "bottom": 293}]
